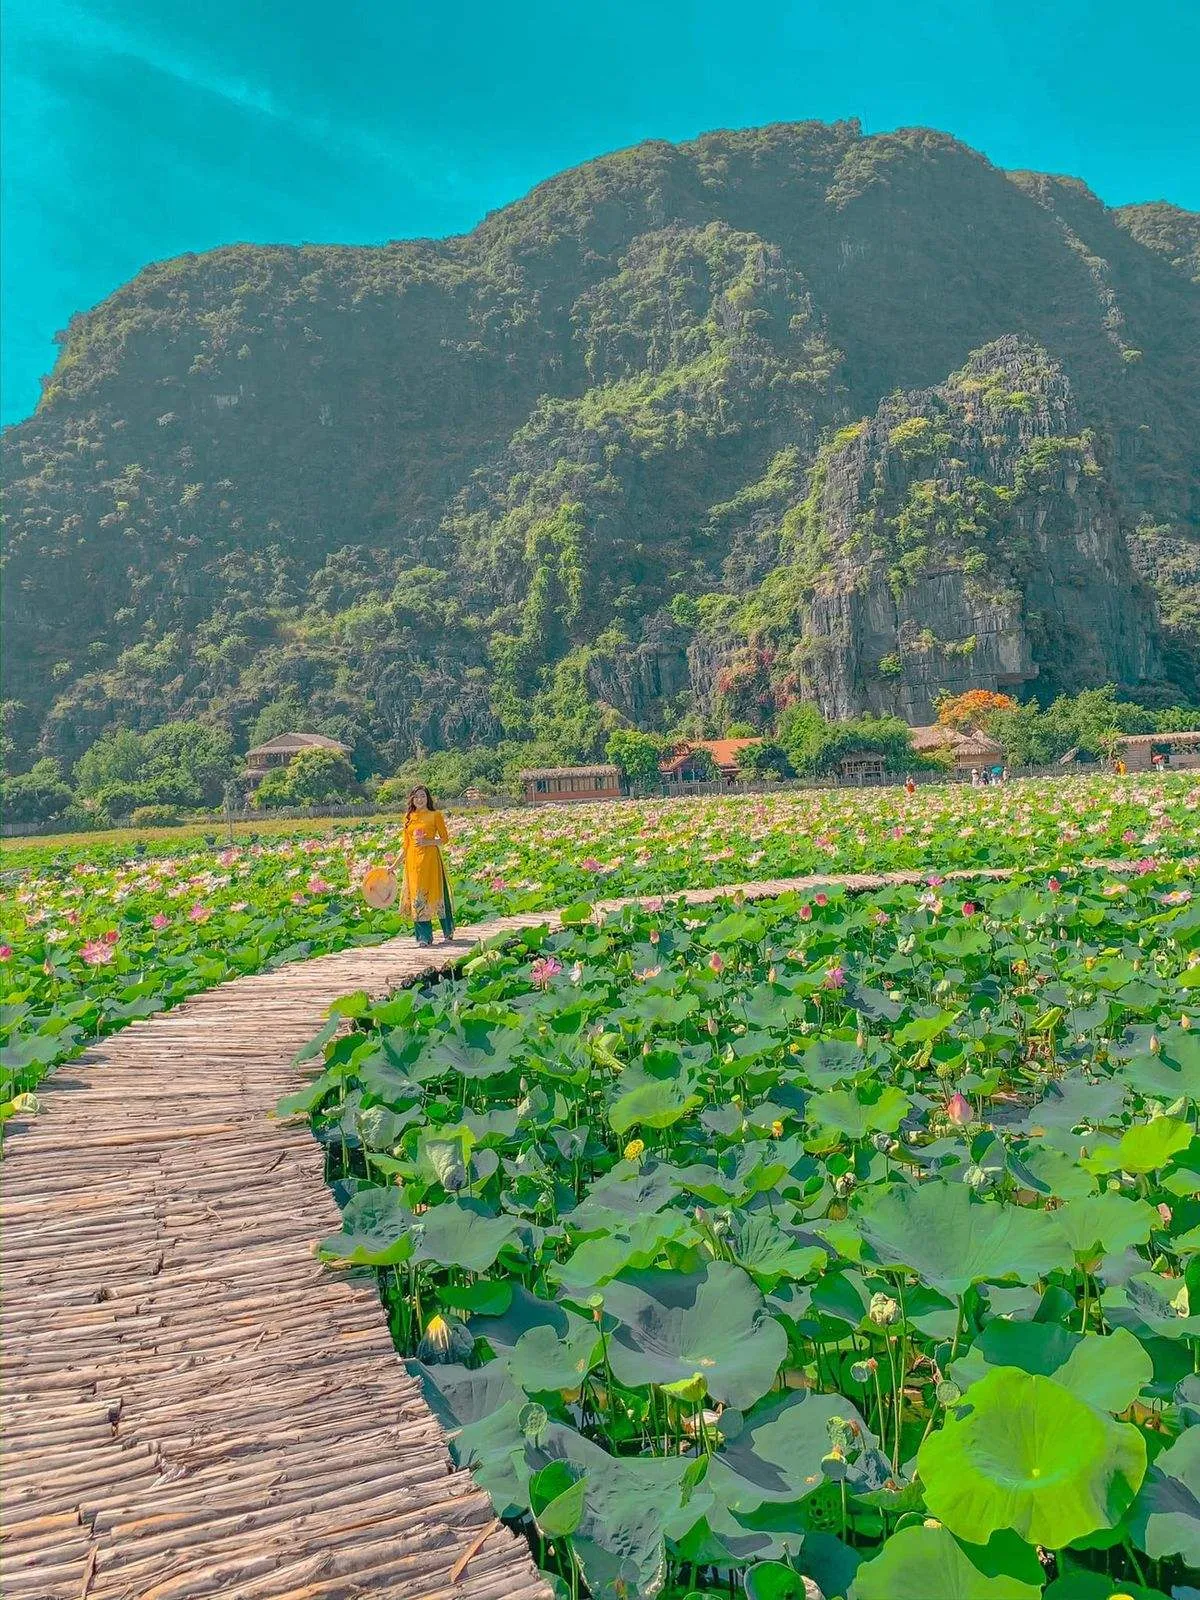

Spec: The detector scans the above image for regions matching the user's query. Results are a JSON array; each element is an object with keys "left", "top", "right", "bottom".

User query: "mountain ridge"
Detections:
[{"left": 3, "top": 119, "right": 1197, "bottom": 774}]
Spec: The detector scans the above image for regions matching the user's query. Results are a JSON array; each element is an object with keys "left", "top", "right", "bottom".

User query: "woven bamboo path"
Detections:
[{"left": 2, "top": 865, "right": 1019, "bottom": 1598}]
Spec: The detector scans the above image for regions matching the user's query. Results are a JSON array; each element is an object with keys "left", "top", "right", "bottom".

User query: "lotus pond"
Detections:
[
  {"left": 299, "top": 864, "right": 1200, "bottom": 1600},
  {"left": 3, "top": 774, "right": 1199, "bottom": 1122}
]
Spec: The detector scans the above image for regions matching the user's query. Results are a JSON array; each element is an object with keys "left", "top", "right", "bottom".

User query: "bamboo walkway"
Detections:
[{"left": 1, "top": 866, "right": 1018, "bottom": 1598}]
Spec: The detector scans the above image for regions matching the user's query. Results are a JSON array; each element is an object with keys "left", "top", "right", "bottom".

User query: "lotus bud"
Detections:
[
  {"left": 827, "top": 1197, "right": 849, "bottom": 1219},
  {"left": 856, "top": 1029, "right": 867, "bottom": 1049},
  {"left": 869, "top": 1292, "right": 900, "bottom": 1327},
  {"left": 709, "top": 950, "right": 725, "bottom": 974},
  {"left": 833, "top": 1172, "right": 857, "bottom": 1197},
  {"left": 624, "top": 1138, "right": 645, "bottom": 1162},
  {"left": 1182, "top": 1014, "right": 1192, "bottom": 1030},
  {"left": 1149, "top": 1033, "right": 1161, "bottom": 1054},
  {"left": 1157, "top": 1203, "right": 1172, "bottom": 1225},
  {"left": 768, "top": 965, "right": 777, "bottom": 985},
  {"left": 417, "top": 1313, "right": 473, "bottom": 1365},
  {"left": 707, "top": 1016, "right": 719, "bottom": 1035},
  {"left": 946, "top": 1092, "right": 973, "bottom": 1127}
]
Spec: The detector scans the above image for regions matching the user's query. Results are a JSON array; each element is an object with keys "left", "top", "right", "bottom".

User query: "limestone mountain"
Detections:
[{"left": 2, "top": 120, "right": 1197, "bottom": 773}]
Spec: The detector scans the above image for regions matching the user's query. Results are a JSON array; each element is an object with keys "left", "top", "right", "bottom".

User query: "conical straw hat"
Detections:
[{"left": 361, "top": 866, "right": 398, "bottom": 909}]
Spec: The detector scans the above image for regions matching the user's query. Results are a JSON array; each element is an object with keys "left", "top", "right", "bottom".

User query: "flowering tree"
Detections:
[{"left": 934, "top": 690, "right": 1017, "bottom": 730}]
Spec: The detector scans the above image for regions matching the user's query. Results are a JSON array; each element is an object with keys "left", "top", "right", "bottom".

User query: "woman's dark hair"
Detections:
[{"left": 406, "top": 786, "right": 434, "bottom": 815}]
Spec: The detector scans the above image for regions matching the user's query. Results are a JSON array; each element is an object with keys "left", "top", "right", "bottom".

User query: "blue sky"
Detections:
[{"left": 3, "top": 0, "right": 1198, "bottom": 424}]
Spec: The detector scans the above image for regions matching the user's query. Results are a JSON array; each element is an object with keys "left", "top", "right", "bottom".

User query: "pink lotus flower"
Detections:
[
  {"left": 709, "top": 950, "right": 725, "bottom": 974},
  {"left": 1157, "top": 1203, "right": 1173, "bottom": 1225},
  {"left": 649, "top": 929, "right": 660, "bottom": 945},
  {"left": 961, "top": 901, "right": 976, "bottom": 917},
  {"left": 635, "top": 965, "right": 662, "bottom": 982},
  {"left": 644, "top": 897, "right": 664, "bottom": 913},
  {"left": 151, "top": 914, "right": 170, "bottom": 930},
  {"left": 1122, "top": 829, "right": 1137, "bottom": 844},
  {"left": 489, "top": 877, "right": 507, "bottom": 892},
  {"left": 580, "top": 858, "right": 602, "bottom": 872},
  {"left": 80, "top": 939, "right": 115, "bottom": 966},
  {"left": 307, "top": 876, "right": 332, "bottom": 894},
  {"left": 946, "top": 1092, "right": 973, "bottom": 1126},
  {"left": 1047, "top": 877, "right": 1062, "bottom": 893},
  {"left": 799, "top": 903, "right": 813, "bottom": 921},
  {"left": 530, "top": 955, "right": 563, "bottom": 988},
  {"left": 102, "top": 929, "right": 120, "bottom": 944},
  {"left": 927, "top": 874, "right": 946, "bottom": 888},
  {"left": 814, "top": 891, "right": 828, "bottom": 907},
  {"left": 189, "top": 904, "right": 213, "bottom": 923},
  {"left": 823, "top": 964, "right": 846, "bottom": 990},
  {"left": 0, "top": 944, "right": 11, "bottom": 961}
]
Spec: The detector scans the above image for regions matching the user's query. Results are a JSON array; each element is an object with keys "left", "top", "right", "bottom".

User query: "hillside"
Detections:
[{"left": 3, "top": 120, "right": 1198, "bottom": 774}]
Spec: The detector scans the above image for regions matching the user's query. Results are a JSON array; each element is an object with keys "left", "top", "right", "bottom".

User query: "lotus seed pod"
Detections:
[
  {"left": 935, "top": 1379, "right": 961, "bottom": 1405},
  {"left": 871, "top": 1132, "right": 891, "bottom": 1152},
  {"left": 850, "top": 1360, "right": 873, "bottom": 1384},
  {"left": 820, "top": 1448, "right": 848, "bottom": 1481},
  {"left": 868, "top": 1292, "right": 900, "bottom": 1326},
  {"left": 623, "top": 1138, "right": 645, "bottom": 1162},
  {"left": 964, "top": 1163, "right": 991, "bottom": 1190}
]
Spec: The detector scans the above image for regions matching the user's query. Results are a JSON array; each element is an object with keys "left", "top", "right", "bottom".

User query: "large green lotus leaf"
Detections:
[
  {"left": 707, "top": 1387, "right": 872, "bottom": 1511},
  {"left": 505, "top": 1319, "right": 601, "bottom": 1394},
  {"left": 469, "top": 1285, "right": 575, "bottom": 1352},
  {"left": 727, "top": 1212, "right": 827, "bottom": 1291},
  {"left": 1054, "top": 1192, "right": 1160, "bottom": 1262},
  {"left": 1083, "top": 1117, "right": 1193, "bottom": 1175},
  {"left": 917, "top": 1368, "right": 1147, "bottom": 1547},
  {"left": 849, "top": 1523, "right": 1042, "bottom": 1600},
  {"left": 567, "top": 1164, "right": 681, "bottom": 1229},
  {"left": 599, "top": 1262, "right": 788, "bottom": 1409},
  {"left": 949, "top": 1323, "right": 1152, "bottom": 1413},
  {"left": 412, "top": 1199, "right": 520, "bottom": 1273},
  {"left": 1016, "top": 1076, "right": 1125, "bottom": 1151},
  {"left": 1012, "top": 1145, "right": 1097, "bottom": 1200},
  {"left": 1103, "top": 1272, "right": 1200, "bottom": 1341},
  {"left": 411, "top": 1360, "right": 531, "bottom": 1517},
  {"left": 317, "top": 1186, "right": 415, "bottom": 1266},
  {"left": 856, "top": 1182, "right": 1073, "bottom": 1298},
  {"left": 792, "top": 1037, "right": 871, "bottom": 1088},
  {"left": 1128, "top": 1424, "right": 1200, "bottom": 1566},
  {"left": 608, "top": 1075, "right": 703, "bottom": 1136},
  {"left": 550, "top": 1211, "right": 697, "bottom": 1290},
  {"left": 1118, "top": 1049, "right": 1197, "bottom": 1103},
  {"left": 807, "top": 1083, "right": 910, "bottom": 1140},
  {"left": 538, "top": 1423, "right": 712, "bottom": 1600}
]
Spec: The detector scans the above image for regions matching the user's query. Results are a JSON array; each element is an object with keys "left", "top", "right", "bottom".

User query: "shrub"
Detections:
[
  {"left": 606, "top": 729, "right": 665, "bottom": 790},
  {"left": 130, "top": 804, "right": 182, "bottom": 827},
  {"left": 255, "top": 747, "right": 360, "bottom": 809}
]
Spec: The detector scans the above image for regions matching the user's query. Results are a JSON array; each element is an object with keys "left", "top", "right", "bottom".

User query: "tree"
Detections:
[
  {"left": 935, "top": 690, "right": 1017, "bottom": 730},
  {"left": 142, "top": 721, "right": 236, "bottom": 807},
  {"left": 737, "top": 740, "right": 794, "bottom": 779},
  {"left": 1, "top": 758, "right": 74, "bottom": 824},
  {"left": 73, "top": 728, "right": 146, "bottom": 796},
  {"left": 606, "top": 728, "right": 665, "bottom": 790},
  {"left": 256, "top": 747, "right": 359, "bottom": 808}
]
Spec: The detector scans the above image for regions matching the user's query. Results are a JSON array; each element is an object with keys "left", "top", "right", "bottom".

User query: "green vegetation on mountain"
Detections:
[{"left": 2, "top": 121, "right": 1197, "bottom": 781}]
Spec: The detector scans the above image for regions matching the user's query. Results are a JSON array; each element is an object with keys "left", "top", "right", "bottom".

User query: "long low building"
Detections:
[
  {"left": 1114, "top": 731, "right": 1200, "bottom": 771},
  {"left": 520, "top": 765, "right": 623, "bottom": 803}
]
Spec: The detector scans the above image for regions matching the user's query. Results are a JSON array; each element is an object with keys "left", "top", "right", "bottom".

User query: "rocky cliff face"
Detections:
[{"left": 1, "top": 122, "right": 1196, "bottom": 770}]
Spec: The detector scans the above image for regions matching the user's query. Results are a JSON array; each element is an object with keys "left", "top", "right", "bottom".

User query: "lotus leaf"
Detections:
[
  {"left": 856, "top": 1182, "right": 1074, "bottom": 1298},
  {"left": 918, "top": 1368, "right": 1147, "bottom": 1547},
  {"left": 1128, "top": 1425, "right": 1200, "bottom": 1566},
  {"left": 850, "top": 1523, "right": 1042, "bottom": 1600},
  {"left": 598, "top": 1262, "right": 788, "bottom": 1409}
]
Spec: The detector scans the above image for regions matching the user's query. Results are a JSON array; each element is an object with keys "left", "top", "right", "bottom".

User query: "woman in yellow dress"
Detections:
[{"left": 400, "top": 786, "right": 456, "bottom": 947}]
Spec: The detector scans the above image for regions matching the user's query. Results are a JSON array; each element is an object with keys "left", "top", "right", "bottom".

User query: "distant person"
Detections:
[
  {"left": 904, "top": 774, "right": 916, "bottom": 796},
  {"left": 401, "top": 786, "right": 456, "bottom": 947},
  {"left": 970, "top": 766, "right": 981, "bottom": 786},
  {"left": 1115, "top": 757, "right": 1127, "bottom": 776}
]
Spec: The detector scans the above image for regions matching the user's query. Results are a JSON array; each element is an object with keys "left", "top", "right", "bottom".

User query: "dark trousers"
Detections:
[{"left": 414, "top": 913, "right": 454, "bottom": 946}]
